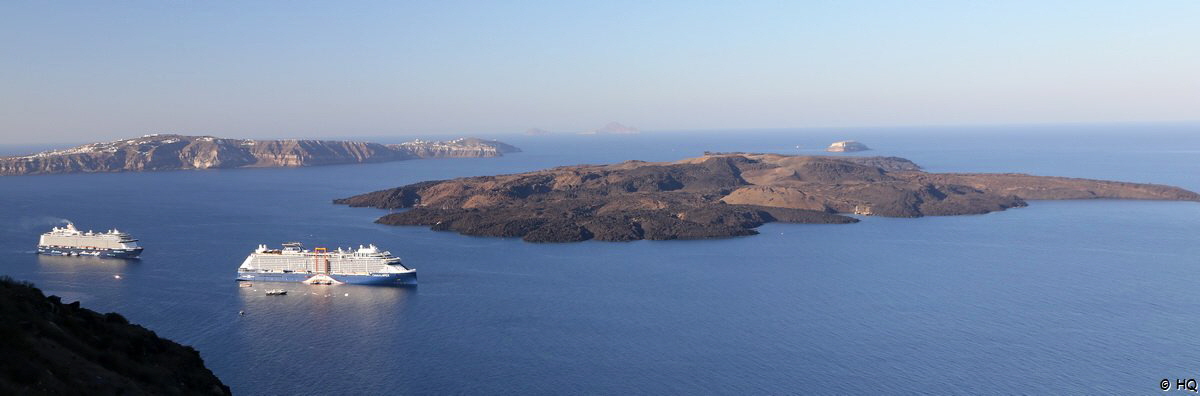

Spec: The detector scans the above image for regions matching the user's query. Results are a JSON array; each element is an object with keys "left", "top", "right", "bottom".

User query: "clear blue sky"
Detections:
[{"left": 1, "top": 1, "right": 1197, "bottom": 143}]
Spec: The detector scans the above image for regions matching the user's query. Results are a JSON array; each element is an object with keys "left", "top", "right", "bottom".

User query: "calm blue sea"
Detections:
[{"left": 1, "top": 123, "right": 1199, "bottom": 394}]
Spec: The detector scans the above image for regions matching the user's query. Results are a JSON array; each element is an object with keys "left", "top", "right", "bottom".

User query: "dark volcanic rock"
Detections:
[
  {"left": 373, "top": 198, "right": 855, "bottom": 243},
  {"left": 0, "top": 276, "right": 230, "bottom": 395},
  {"left": 0, "top": 134, "right": 519, "bottom": 176},
  {"left": 336, "top": 152, "right": 1200, "bottom": 242}
]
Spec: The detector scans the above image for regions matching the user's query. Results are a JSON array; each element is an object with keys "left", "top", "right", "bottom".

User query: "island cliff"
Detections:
[
  {"left": 0, "top": 134, "right": 520, "bottom": 176},
  {"left": 390, "top": 137, "right": 521, "bottom": 158},
  {"left": 0, "top": 276, "right": 230, "bottom": 395},
  {"left": 335, "top": 153, "right": 1200, "bottom": 243}
]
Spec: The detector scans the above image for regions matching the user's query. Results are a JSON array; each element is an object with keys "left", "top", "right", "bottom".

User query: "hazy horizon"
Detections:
[
  {"left": 3, "top": 1, "right": 1198, "bottom": 144},
  {"left": 2, "top": 120, "right": 1198, "bottom": 151}
]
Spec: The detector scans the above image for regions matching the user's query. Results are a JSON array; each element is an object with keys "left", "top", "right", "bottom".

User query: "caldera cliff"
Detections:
[
  {"left": 0, "top": 134, "right": 520, "bottom": 176},
  {"left": 334, "top": 153, "right": 1200, "bottom": 242}
]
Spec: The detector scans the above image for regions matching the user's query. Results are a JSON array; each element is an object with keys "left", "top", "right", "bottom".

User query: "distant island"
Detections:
[
  {"left": 827, "top": 140, "right": 870, "bottom": 152},
  {"left": 0, "top": 276, "right": 230, "bottom": 394},
  {"left": 524, "top": 123, "right": 641, "bottom": 136},
  {"left": 0, "top": 134, "right": 520, "bottom": 176},
  {"left": 578, "top": 122, "right": 640, "bottom": 135},
  {"left": 334, "top": 153, "right": 1200, "bottom": 242}
]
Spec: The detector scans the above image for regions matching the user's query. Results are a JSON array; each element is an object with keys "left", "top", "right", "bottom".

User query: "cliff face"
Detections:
[
  {"left": 243, "top": 139, "right": 407, "bottom": 167},
  {"left": 335, "top": 153, "right": 1200, "bottom": 242},
  {"left": 0, "top": 135, "right": 519, "bottom": 176},
  {"left": 0, "top": 276, "right": 230, "bottom": 395}
]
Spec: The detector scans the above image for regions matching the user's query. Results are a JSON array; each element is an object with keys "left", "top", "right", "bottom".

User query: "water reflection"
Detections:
[
  {"left": 35, "top": 254, "right": 137, "bottom": 284},
  {"left": 234, "top": 283, "right": 417, "bottom": 316},
  {"left": 35, "top": 254, "right": 138, "bottom": 270},
  {"left": 225, "top": 284, "right": 416, "bottom": 390},
  {"left": 33, "top": 254, "right": 139, "bottom": 303}
]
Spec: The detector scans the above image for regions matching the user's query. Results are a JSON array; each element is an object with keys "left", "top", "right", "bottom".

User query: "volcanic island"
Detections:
[{"left": 335, "top": 153, "right": 1200, "bottom": 242}]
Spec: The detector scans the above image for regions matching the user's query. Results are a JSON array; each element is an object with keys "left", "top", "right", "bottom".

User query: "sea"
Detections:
[{"left": 1, "top": 123, "right": 1198, "bottom": 395}]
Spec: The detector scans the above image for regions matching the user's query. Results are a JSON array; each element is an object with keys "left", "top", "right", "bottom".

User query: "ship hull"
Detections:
[
  {"left": 37, "top": 246, "right": 143, "bottom": 259},
  {"left": 236, "top": 271, "right": 417, "bottom": 286}
]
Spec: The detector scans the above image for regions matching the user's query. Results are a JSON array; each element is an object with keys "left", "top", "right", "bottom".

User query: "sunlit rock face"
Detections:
[{"left": 0, "top": 135, "right": 520, "bottom": 176}]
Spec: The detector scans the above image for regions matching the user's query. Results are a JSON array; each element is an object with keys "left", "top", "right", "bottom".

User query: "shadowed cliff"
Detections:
[{"left": 0, "top": 276, "right": 230, "bottom": 395}]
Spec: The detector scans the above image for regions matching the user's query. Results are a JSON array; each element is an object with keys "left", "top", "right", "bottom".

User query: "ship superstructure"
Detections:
[
  {"left": 37, "top": 222, "right": 143, "bottom": 258},
  {"left": 236, "top": 242, "right": 416, "bottom": 285}
]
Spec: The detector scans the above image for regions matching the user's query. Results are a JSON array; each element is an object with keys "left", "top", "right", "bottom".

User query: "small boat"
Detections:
[
  {"left": 265, "top": 289, "right": 287, "bottom": 296},
  {"left": 239, "top": 282, "right": 253, "bottom": 288}
]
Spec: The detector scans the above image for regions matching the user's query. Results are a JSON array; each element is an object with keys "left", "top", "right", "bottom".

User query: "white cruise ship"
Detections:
[
  {"left": 37, "top": 222, "right": 143, "bottom": 258},
  {"left": 236, "top": 242, "right": 416, "bottom": 285}
]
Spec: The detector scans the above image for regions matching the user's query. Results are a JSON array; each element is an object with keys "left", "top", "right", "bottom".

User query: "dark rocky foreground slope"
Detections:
[
  {"left": 0, "top": 134, "right": 520, "bottom": 176},
  {"left": 0, "top": 276, "right": 230, "bottom": 395},
  {"left": 335, "top": 153, "right": 1200, "bottom": 242}
]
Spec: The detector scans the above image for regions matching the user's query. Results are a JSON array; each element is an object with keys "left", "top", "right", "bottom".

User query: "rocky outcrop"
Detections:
[
  {"left": 826, "top": 140, "right": 870, "bottom": 152},
  {"left": 0, "top": 135, "right": 520, "bottom": 176},
  {"left": 335, "top": 153, "right": 1200, "bottom": 242},
  {"left": 0, "top": 276, "right": 230, "bottom": 395}
]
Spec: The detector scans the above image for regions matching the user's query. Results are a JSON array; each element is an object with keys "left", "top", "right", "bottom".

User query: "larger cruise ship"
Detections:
[
  {"left": 236, "top": 243, "right": 417, "bottom": 285},
  {"left": 37, "top": 222, "right": 144, "bottom": 258}
]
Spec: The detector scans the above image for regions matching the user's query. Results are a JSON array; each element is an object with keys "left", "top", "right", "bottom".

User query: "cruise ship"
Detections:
[
  {"left": 37, "top": 222, "right": 143, "bottom": 258},
  {"left": 236, "top": 243, "right": 417, "bottom": 285}
]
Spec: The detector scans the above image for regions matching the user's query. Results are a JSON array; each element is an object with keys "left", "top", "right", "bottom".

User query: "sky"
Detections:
[{"left": 1, "top": 1, "right": 1198, "bottom": 143}]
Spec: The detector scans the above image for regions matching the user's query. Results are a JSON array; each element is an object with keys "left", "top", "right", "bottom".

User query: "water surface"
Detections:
[{"left": 1, "top": 124, "right": 1198, "bottom": 394}]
